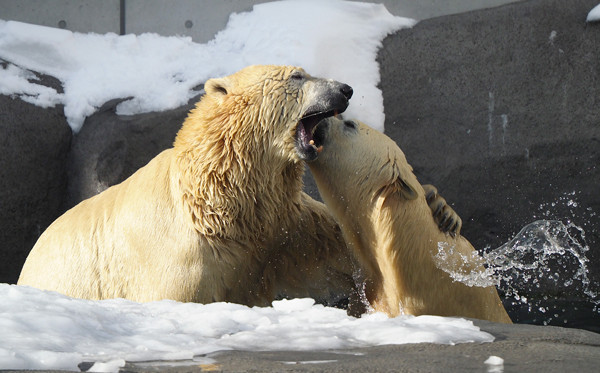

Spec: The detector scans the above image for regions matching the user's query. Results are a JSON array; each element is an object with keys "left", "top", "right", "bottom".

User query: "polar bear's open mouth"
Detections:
[
  {"left": 296, "top": 110, "right": 337, "bottom": 161},
  {"left": 295, "top": 81, "right": 352, "bottom": 161}
]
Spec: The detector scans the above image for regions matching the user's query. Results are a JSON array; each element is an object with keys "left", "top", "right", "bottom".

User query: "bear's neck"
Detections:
[
  {"left": 364, "top": 192, "right": 504, "bottom": 320},
  {"left": 173, "top": 110, "right": 304, "bottom": 246},
  {"left": 358, "top": 189, "right": 449, "bottom": 316}
]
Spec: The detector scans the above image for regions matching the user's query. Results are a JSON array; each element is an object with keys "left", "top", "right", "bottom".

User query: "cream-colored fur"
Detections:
[
  {"left": 18, "top": 65, "right": 358, "bottom": 307},
  {"left": 308, "top": 117, "right": 512, "bottom": 323}
]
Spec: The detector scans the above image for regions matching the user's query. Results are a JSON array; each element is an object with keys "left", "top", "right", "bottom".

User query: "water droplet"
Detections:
[{"left": 433, "top": 219, "right": 599, "bottom": 326}]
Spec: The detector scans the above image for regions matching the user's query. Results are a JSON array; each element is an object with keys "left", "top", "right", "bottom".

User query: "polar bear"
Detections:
[
  {"left": 18, "top": 65, "right": 359, "bottom": 306},
  {"left": 18, "top": 64, "right": 462, "bottom": 312},
  {"left": 307, "top": 117, "right": 512, "bottom": 323}
]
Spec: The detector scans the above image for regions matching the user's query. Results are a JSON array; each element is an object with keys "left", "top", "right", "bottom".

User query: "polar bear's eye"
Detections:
[
  {"left": 344, "top": 120, "right": 358, "bottom": 130},
  {"left": 290, "top": 71, "right": 305, "bottom": 81}
]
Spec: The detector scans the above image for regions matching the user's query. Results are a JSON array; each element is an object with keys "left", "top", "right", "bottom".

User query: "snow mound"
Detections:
[
  {"left": 0, "top": 284, "right": 493, "bottom": 371},
  {"left": 0, "top": 0, "right": 416, "bottom": 132}
]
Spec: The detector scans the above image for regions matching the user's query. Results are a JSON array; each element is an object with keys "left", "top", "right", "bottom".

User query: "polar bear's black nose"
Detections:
[{"left": 340, "top": 84, "right": 353, "bottom": 100}]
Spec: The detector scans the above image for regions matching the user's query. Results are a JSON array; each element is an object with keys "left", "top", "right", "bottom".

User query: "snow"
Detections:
[
  {"left": 0, "top": 0, "right": 416, "bottom": 132},
  {"left": 587, "top": 4, "right": 600, "bottom": 22},
  {"left": 484, "top": 355, "right": 504, "bottom": 365},
  {"left": 0, "top": 284, "right": 494, "bottom": 371},
  {"left": 484, "top": 355, "right": 504, "bottom": 373}
]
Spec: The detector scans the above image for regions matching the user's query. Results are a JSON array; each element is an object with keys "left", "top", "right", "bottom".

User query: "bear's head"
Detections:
[
  {"left": 199, "top": 65, "right": 353, "bottom": 163},
  {"left": 174, "top": 66, "right": 353, "bottom": 238},
  {"left": 307, "top": 117, "right": 421, "bottom": 225}
]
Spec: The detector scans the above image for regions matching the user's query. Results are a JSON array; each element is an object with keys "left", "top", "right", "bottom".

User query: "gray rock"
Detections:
[
  {"left": 65, "top": 93, "right": 202, "bottom": 209},
  {"left": 0, "top": 94, "right": 71, "bottom": 284},
  {"left": 377, "top": 0, "right": 600, "bottom": 329}
]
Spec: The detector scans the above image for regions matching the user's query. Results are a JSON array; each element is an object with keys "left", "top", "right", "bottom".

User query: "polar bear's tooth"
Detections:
[{"left": 309, "top": 140, "right": 315, "bottom": 146}]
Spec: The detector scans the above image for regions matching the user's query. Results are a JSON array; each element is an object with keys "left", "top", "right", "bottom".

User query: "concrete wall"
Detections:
[
  {"left": 0, "top": 0, "right": 122, "bottom": 34},
  {"left": 0, "top": 0, "right": 523, "bottom": 42}
]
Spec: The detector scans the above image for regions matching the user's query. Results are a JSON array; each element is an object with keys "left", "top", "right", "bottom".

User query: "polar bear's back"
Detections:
[{"left": 17, "top": 149, "right": 202, "bottom": 301}]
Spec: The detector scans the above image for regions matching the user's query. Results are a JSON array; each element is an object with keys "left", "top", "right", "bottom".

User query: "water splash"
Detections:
[
  {"left": 352, "top": 267, "right": 375, "bottom": 314},
  {"left": 433, "top": 242, "right": 496, "bottom": 288},
  {"left": 487, "top": 220, "right": 596, "bottom": 299},
  {"left": 434, "top": 219, "right": 599, "bottom": 327}
]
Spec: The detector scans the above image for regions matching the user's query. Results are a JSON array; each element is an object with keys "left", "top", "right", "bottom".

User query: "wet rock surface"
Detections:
[
  {"left": 377, "top": 0, "right": 600, "bottom": 330},
  {"left": 112, "top": 321, "right": 600, "bottom": 372},
  {"left": 379, "top": 0, "right": 600, "bottom": 263},
  {"left": 64, "top": 94, "right": 201, "bottom": 210},
  {"left": 0, "top": 93, "right": 71, "bottom": 284}
]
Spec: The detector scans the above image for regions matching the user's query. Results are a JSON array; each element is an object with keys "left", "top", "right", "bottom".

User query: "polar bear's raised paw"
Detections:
[{"left": 423, "top": 184, "right": 462, "bottom": 237}]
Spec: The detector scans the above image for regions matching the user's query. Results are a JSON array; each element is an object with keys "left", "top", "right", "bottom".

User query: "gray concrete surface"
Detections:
[
  {"left": 124, "top": 0, "right": 267, "bottom": 42},
  {"left": 109, "top": 321, "right": 600, "bottom": 372},
  {"left": 124, "top": 0, "right": 525, "bottom": 43},
  {"left": 0, "top": 0, "right": 524, "bottom": 42},
  {"left": 0, "top": 0, "right": 121, "bottom": 34},
  {"left": 5, "top": 320, "right": 599, "bottom": 372}
]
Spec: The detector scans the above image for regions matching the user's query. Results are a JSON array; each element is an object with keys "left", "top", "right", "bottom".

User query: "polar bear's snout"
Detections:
[
  {"left": 335, "top": 81, "right": 353, "bottom": 101},
  {"left": 309, "top": 80, "right": 353, "bottom": 114},
  {"left": 295, "top": 80, "right": 353, "bottom": 161}
]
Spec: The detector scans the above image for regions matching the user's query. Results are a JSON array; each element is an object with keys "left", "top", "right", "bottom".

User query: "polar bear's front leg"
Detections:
[{"left": 264, "top": 192, "right": 365, "bottom": 315}]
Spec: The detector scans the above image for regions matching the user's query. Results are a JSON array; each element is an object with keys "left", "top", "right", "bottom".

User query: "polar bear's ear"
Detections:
[
  {"left": 376, "top": 174, "right": 418, "bottom": 207},
  {"left": 393, "top": 176, "right": 418, "bottom": 201},
  {"left": 205, "top": 77, "right": 230, "bottom": 97}
]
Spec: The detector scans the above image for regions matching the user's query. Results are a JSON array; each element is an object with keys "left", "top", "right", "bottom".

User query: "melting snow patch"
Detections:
[
  {"left": 587, "top": 4, "right": 600, "bottom": 22},
  {"left": 0, "top": 284, "right": 494, "bottom": 371},
  {"left": 484, "top": 355, "right": 504, "bottom": 373}
]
